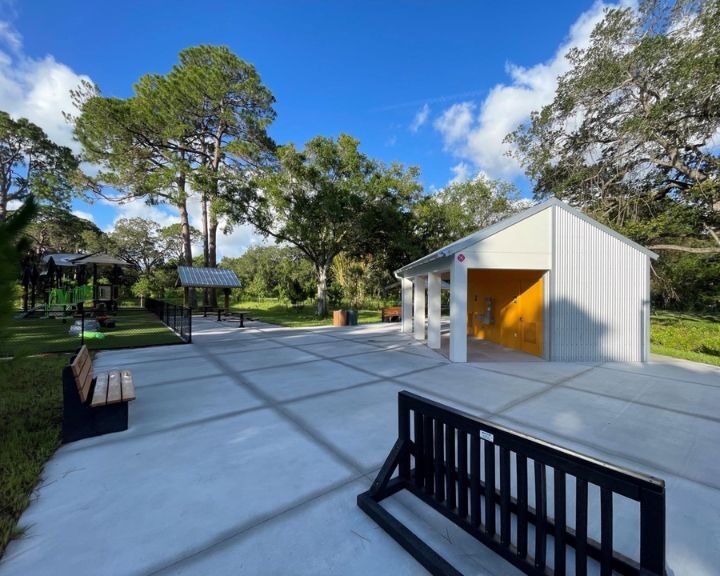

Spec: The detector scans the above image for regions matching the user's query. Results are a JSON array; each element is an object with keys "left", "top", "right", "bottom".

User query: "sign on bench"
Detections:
[{"left": 358, "top": 391, "right": 666, "bottom": 576}]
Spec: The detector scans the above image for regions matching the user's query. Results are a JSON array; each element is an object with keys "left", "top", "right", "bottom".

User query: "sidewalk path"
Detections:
[{"left": 1, "top": 318, "right": 719, "bottom": 575}]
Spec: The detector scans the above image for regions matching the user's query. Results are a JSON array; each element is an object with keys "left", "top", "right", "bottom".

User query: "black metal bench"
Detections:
[
  {"left": 358, "top": 391, "right": 666, "bottom": 576},
  {"left": 62, "top": 345, "right": 136, "bottom": 443}
]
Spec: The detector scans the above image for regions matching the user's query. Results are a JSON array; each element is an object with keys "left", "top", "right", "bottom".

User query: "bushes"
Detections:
[
  {"left": 650, "top": 311, "right": 720, "bottom": 367},
  {"left": 651, "top": 253, "right": 720, "bottom": 314}
]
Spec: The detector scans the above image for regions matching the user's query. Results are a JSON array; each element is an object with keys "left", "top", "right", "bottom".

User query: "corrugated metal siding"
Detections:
[{"left": 550, "top": 206, "right": 650, "bottom": 362}]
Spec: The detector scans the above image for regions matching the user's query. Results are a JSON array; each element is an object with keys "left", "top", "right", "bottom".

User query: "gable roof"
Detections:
[
  {"left": 42, "top": 253, "right": 84, "bottom": 267},
  {"left": 396, "top": 198, "right": 658, "bottom": 277},
  {"left": 177, "top": 266, "right": 241, "bottom": 289},
  {"left": 41, "top": 252, "right": 133, "bottom": 267},
  {"left": 70, "top": 253, "right": 133, "bottom": 266}
]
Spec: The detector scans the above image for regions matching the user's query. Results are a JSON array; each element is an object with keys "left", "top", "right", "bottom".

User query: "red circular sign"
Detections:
[{"left": 457, "top": 253, "right": 465, "bottom": 262}]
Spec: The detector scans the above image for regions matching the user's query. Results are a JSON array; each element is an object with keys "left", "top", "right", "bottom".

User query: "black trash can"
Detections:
[{"left": 347, "top": 309, "right": 358, "bottom": 326}]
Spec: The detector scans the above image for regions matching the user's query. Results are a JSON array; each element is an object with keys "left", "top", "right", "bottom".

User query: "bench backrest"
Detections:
[
  {"left": 70, "top": 345, "right": 93, "bottom": 403},
  {"left": 395, "top": 391, "right": 666, "bottom": 575},
  {"left": 382, "top": 306, "right": 401, "bottom": 316}
]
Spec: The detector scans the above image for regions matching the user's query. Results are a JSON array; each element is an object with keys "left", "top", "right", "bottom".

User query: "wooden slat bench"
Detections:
[
  {"left": 62, "top": 345, "right": 136, "bottom": 443},
  {"left": 382, "top": 306, "right": 401, "bottom": 322}
]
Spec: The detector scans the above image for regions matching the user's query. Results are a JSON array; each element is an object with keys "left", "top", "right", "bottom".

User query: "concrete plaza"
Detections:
[{"left": 1, "top": 318, "right": 719, "bottom": 575}]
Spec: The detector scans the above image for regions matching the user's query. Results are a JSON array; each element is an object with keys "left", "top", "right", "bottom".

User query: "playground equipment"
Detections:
[
  {"left": 14, "top": 286, "right": 97, "bottom": 320},
  {"left": 39, "top": 286, "right": 95, "bottom": 318},
  {"left": 48, "top": 286, "right": 94, "bottom": 307}
]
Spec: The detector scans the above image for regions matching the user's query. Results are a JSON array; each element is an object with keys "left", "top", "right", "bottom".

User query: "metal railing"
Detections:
[
  {"left": 3, "top": 304, "right": 189, "bottom": 357},
  {"left": 358, "top": 391, "right": 666, "bottom": 576},
  {"left": 144, "top": 298, "right": 192, "bottom": 344}
]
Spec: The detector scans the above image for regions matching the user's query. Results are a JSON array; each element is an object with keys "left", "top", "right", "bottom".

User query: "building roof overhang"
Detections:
[{"left": 395, "top": 198, "right": 658, "bottom": 278}]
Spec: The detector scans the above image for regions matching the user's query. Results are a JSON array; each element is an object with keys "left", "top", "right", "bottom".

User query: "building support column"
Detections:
[
  {"left": 413, "top": 276, "right": 426, "bottom": 340},
  {"left": 427, "top": 272, "right": 441, "bottom": 349},
  {"left": 449, "top": 258, "right": 467, "bottom": 362},
  {"left": 401, "top": 277, "right": 413, "bottom": 333}
]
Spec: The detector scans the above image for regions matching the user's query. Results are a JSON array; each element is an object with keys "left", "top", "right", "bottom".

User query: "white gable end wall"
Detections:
[
  {"left": 460, "top": 208, "right": 552, "bottom": 270},
  {"left": 550, "top": 206, "right": 650, "bottom": 362}
]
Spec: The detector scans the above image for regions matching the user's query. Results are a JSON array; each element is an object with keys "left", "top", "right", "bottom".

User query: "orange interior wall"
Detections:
[{"left": 467, "top": 269, "right": 545, "bottom": 357}]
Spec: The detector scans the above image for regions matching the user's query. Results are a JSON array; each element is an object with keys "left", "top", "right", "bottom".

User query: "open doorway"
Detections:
[{"left": 467, "top": 269, "right": 546, "bottom": 357}]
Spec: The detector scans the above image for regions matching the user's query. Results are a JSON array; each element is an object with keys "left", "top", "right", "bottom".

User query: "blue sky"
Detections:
[{"left": 0, "top": 0, "right": 622, "bottom": 257}]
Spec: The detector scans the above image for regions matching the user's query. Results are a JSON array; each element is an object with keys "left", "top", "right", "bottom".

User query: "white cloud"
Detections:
[
  {"left": 434, "top": 1, "right": 627, "bottom": 178},
  {"left": 71, "top": 209, "right": 95, "bottom": 223},
  {"left": 184, "top": 194, "right": 267, "bottom": 260},
  {"left": 0, "top": 20, "right": 91, "bottom": 152},
  {"left": 0, "top": 20, "right": 21, "bottom": 52},
  {"left": 102, "top": 196, "right": 178, "bottom": 232},
  {"left": 102, "top": 194, "right": 266, "bottom": 259},
  {"left": 217, "top": 224, "right": 269, "bottom": 259},
  {"left": 409, "top": 103, "right": 430, "bottom": 132},
  {"left": 449, "top": 162, "right": 471, "bottom": 184},
  {"left": 448, "top": 163, "right": 492, "bottom": 186},
  {"left": 434, "top": 102, "right": 475, "bottom": 149}
]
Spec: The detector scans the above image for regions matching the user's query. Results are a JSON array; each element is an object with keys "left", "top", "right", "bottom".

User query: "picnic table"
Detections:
[
  {"left": 199, "top": 305, "right": 220, "bottom": 317},
  {"left": 217, "top": 309, "right": 251, "bottom": 327}
]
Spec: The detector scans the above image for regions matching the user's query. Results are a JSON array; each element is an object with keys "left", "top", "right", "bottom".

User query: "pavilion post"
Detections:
[
  {"left": 93, "top": 263, "right": 98, "bottom": 301},
  {"left": 401, "top": 277, "right": 413, "bottom": 333},
  {"left": 413, "top": 276, "right": 426, "bottom": 341},
  {"left": 427, "top": 272, "right": 442, "bottom": 349},
  {"left": 449, "top": 257, "right": 467, "bottom": 362}
]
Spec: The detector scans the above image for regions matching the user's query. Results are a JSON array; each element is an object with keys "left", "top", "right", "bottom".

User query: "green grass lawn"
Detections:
[
  {"left": 0, "top": 355, "right": 65, "bottom": 557},
  {"left": 3, "top": 308, "right": 183, "bottom": 357},
  {"left": 231, "top": 300, "right": 382, "bottom": 327},
  {"left": 651, "top": 311, "right": 720, "bottom": 367}
]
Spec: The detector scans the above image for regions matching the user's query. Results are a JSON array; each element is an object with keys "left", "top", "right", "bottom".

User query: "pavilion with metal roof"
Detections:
[
  {"left": 177, "top": 266, "right": 241, "bottom": 289},
  {"left": 177, "top": 266, "right": 241, "bottom": 310}
]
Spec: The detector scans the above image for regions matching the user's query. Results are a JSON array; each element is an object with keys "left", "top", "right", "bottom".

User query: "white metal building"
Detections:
[{"left": 396, "top": 198, "right": 658, "bottom": 363}]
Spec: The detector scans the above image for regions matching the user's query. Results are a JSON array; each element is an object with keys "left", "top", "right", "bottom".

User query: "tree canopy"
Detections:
[
  {"left": 73, "top": 45, "right": 276, "bottom": 306},
  {"left": 0, "top": 112, "right": 81, "bottom": 222},
  {"left": 507, "top": 0, "right": 720, "bottom": 309},
  {"left": 0, "top": 196, "right": 36, "bottom": 329},
  {"left": 221, "top": 245, "right": 315, "bottom": 304},
  {"left": 508, "top": 0, "right": 720, "bottom": 252},
  {"left": 414, "top": 176, "right": 522, "bottom": 252},
  {"left": 227, "top": 134, "right": 422, "bottom": 315}
]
